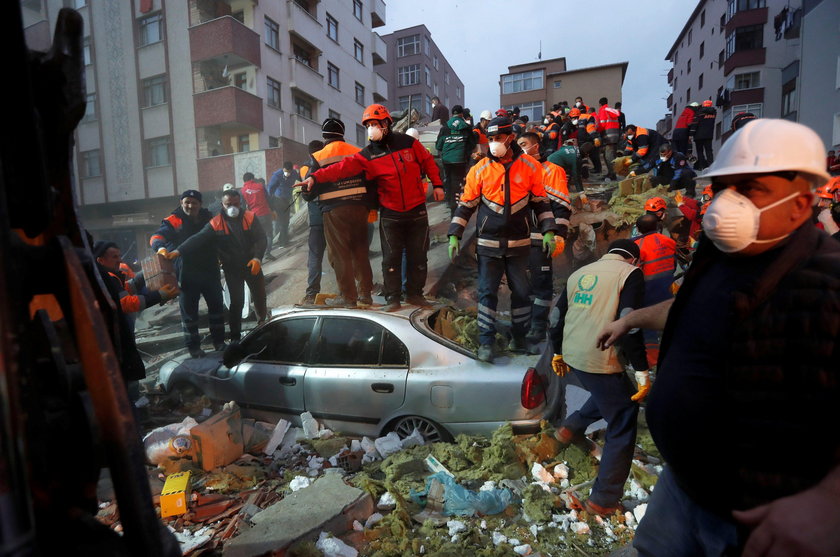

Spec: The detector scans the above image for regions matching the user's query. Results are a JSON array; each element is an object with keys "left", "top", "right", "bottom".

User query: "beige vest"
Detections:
[{"left": 563, "top": 253, "right": 637, "bottom": 374}]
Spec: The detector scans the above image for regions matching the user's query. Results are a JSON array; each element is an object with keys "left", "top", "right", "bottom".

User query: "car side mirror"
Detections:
[{"left": 223, "top": 342, "right": 246, "bottom": 368}]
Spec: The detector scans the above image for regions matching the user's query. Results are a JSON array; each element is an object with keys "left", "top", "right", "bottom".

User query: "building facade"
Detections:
[
  {"left": 498, "top": 57, "right": 628, "bottom": 123},
  {"left": 21, "top": 0, "right": 389, "bottom": 262},
  {"left": 664, "top": 0, "right": 840, "bottom": 152},
  {"left": 379, "top": 24, "right": 464, "bottom": 122}
]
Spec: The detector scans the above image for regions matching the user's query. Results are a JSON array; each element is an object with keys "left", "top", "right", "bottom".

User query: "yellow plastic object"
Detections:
[{"left": 160, "top": 471, "right": 191, "bottom": 518}]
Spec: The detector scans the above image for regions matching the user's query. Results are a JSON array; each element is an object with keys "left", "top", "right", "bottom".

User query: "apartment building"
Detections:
[
  {"left": 664, "top": 0, "right": 840, "bottom": 152},
  {"left": 20, "top": 0, "right": 389, "bottom": 261},
  {"left": 498, "top": 57, "right": 628, "bottom": 123},
  {"left": 379, "top": 24, "right": 464, "bottom": 121}
]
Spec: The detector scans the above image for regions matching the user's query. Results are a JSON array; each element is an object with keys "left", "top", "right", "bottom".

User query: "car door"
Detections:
[
  {"left": 304, "top": 316, "right": 409, "bottom": 425},
  {"left": 235, "top": 317, "right": 316, "bottom": 414}
]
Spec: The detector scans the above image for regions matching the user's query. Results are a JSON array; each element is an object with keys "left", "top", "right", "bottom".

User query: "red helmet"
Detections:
[
  {"left": 568, "top": 108, "right": 581, "bottom": 118},
  {"left": 362, "top": 104, "right": 392, "bottom": 125},
  {"left": 702, "top": 100, "right": 713, "bottom": 107},
  {"left": 495, "top": 108, "right": 509, "bottom": 118},
  {"left": 644, "top": 197, "right": 667, "bottom": 212}
]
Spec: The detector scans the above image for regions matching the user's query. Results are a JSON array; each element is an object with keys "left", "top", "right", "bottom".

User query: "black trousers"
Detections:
[
  {"left": 694, "top": 138, "right": 714, "bottom": 170},
  {"left": 379, "top": 205, "right": 429, "bottom": 302},
  {"left": 226, "top": 268, "right": 267, "bottom": 341},
  {"left": 179, "top": 273, "right": 225, "bottom": 350},
  {"left": 443, "top": 163, "right": 467, "bottom": 216}
]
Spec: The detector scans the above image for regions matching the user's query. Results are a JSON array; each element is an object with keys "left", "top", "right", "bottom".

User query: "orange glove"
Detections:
[
  {"left": 367, "top": 209, "right": 378, "bottom": 223},
  {"left": 156, "top": 247, "right": 169, "bottom": 258},
  {"left": 674, "top": 191, "right": 684, "bottom": 206},
  {"left": 552, "top": 354, "right": 570, "bottom": 377},
  {"left": 552, "top": 236, "right": 566, "bottom": 258},
  {"left": 165, "top": 249, "right": 181, "bottom": 260},
  {"left": 631, "top": 371, "right": 651, "bottom": 402},
  {"left": 158, "top": 284, "right": 180, "bottom": 301},
  {"left": 246, "top": 258, "right": 261, "bottom": 275},
  {"left": 594, "top": 137, "right": 602, "bottom": 147}
]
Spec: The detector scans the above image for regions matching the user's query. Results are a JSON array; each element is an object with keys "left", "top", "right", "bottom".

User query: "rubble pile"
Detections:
[{"left": 97, "top": 401, "right": 662, "bottom": 556}]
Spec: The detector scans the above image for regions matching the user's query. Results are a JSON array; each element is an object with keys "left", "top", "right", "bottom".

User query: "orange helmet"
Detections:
[
  {"left": 815, "top": 183, "right": 834, "bottom": 200},
  {"left": 702, "top": 100, "right": 713, "bottom": 107},
  {"left": 700, "top": 201, "right": 711, "bottom": 216},
  {"left": 700, "top": 185, "right": 714, "bottom": 202},
  {"left": 568, "top": 108, "right": 581, "bottom": 118},
  {"left": 362, "top": 104, "right": 392, "bottom": 125},
  {"left": 644, "top": 197, "right": 667, "bottom": 212}
]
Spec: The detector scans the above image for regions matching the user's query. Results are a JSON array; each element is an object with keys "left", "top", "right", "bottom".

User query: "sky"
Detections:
[{"left": 379, "top": 0, "right": 694, "bottom": 127}]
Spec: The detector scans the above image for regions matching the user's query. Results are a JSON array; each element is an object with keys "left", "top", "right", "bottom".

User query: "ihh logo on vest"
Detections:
[{"left": 572, "top": 274, "right": 598, "bottom": 307}]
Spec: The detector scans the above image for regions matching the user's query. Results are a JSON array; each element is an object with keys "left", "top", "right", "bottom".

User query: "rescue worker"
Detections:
[
  {"left": 241, "top": 172, "right": 275, "bottom": 258},
  {"left": 472, "top": 109, "right": 492, "bottom": 159},
  {"left": 298, "top": 139, "right": 326, "bottom": 305},
  {"left": 168, "top": 189, "right": 268, "bottom": 343},
  {"left": 549, "top": 239, "right": 649, "bottom": 517},
  {"left": 517, "top": 132, "right": 572, "bottom": 353},
  {"left": 814, "top": 181, "right": 840, "bottom": 235},
  {"left": 431, "top": 96, "right": 449, "bottom": 126},
  {"left": 596, "top": 97, "right": 621, "bottom": 181},
  {"left": 151, "top": 189, "right": 227, "bottom": 357},
  {"left": 623, "top": 124, "right": 665, "bottom": 169},
  {"left": 548, "top": 138, "right": 583, "bottom": 192},
  {"left": 692, "top": 100, "right": 717, "bottom": 170},
  {"left": 267, "top": 162, "right": 300, "bottom": 249},
  {"left": 299, "top": 104, "right": 444, "bottom": 312},
  {"left": 644, "top": 197, "right": 669, "bottom": 232},
  {"left": 436, "top": 105, "right": 477, "bottom": 216},
  {"left": 301, "top": 118, "right": 376, "bottom": 308},
  {"left": 573, "top": 96, "right": 590, "bottom": 114},
  {"left": 447, "top": 117, "right": 559, "bottom": 362},
  {"left": 540, "top": 112, "right": 561, "bottom": 158},
  {"left": 615, "top": 101, "right": 626, "bottom": 133},
  {"left": 640, "top": 143, "right": 697, "bottom": 194},
  {"left": 577, "top": 109, "right": 602, "bottom": 176},
  {"left": 731, "top": 111, "right": 757, "bottom": 132},
  {"left": 672, "top": 102, "right": 699, "bottom": 156}
]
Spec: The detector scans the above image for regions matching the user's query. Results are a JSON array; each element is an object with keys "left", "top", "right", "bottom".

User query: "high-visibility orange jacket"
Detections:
[
  {"left": 107, "top": 271, "right": 160, "bottom": 315},
  {"left": 178, "top": 209, "right": 267, "bottom": 272},
  {"left": 634, "top": 232, "right": 677, "bottom": 281},
  {"left": 448, "top": 144, "right": 558, "bottom": 257},
  {"left": 303, "top": 140, "right": 376, "bottom": 212},
  {"left": 530, "top": 160, "right": 571, "bottom": 245}
]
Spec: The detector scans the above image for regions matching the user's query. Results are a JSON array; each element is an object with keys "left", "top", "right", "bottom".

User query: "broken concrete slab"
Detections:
[{"left": 222, "top": 474, "right": 373, "bottom": 557}]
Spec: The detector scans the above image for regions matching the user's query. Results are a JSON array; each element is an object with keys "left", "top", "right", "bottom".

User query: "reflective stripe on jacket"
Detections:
[
  {"left": 634, "top": 232, "right": 677, "bottom": 281},
  {"left": 306, "top": 140, "right": 376, "bottom": 212}
]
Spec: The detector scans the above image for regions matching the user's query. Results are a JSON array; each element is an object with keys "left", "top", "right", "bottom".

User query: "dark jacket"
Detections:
[
  {"left": 640, "top": 152, "right": 694, "bottom": 184},
  {"left": 431, "top": 103, "right": 449, "bottom": 126},
  {"left": 177, "top": 209, "right": 267, "bottom": 274},
  {"left": 98, "top": 263, "right": 146, "bottom": 381},
  {"left": 692, "top": 106, "right": 717, "bottom": 140},
  {"left": 657, "top": 224, "right": 840, "bottom": 511},
  {"left": 436, "top": 115, "right": 476, "bottom": 164},
  {"left": 302, "top": 140, "right": 376, "bottom": 212},
  {"left": 268, "top": 168, "right": 300, "bottom": 201},
  {"left": 150, "top": 207, "right": 219, "bottom": 281}
]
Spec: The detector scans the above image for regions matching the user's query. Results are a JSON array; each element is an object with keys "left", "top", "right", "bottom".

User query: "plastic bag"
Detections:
[{"left": 412, "top": 472, "right": 518, "bottom": 517}]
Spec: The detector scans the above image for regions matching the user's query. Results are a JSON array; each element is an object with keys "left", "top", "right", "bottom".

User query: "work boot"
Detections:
[
  {"left": 556, "top": 426, "right": 602, "bottom": 459},
  {"left": 405, "top": 294, "right": 432, "bottom": 307},
  {"left": 508, "top": 336, "right": 527, "bottom": 353},
  {"left": 213, "top": 342, "right": 228, "bottom": 352},
  {"left": 583, "top": 499, "right": 622, "bottom": 517},
  {"left": 326, "top": 296, "right": 357, "bottom": 309},
  {"left": 383, "top": 299, "right": 402, "bottom": 312},
  {"left": 358, "top": 294, "right": 373, "bottom": 307},
  {"left": 300, "top": 294, "right": 316, "bottom": 305},
  {"left": 188, "top": 347, "right": 206, "bottom": 359},
  {"left": 477, "top": 344, "right": 493, "bottom": 362}
]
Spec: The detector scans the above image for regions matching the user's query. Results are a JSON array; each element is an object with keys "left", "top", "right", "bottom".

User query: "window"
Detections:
[
  {"left": 312, "top": 318, "right": 407, "bottom": 367},
  {"left": 688, "top": 29, "right": 692, "bottom": 45},
  {"left": 699, "top": 41, "right": 705, "bottom": 59},
  {"left": 718, "top": 49, "right": 725, "bottom": 67},
  {"left": 294, "top": 43, "right": 315, "bottom": 68},
  {"left": 83, "top": 38, "right": 91, "bottom": 65},
  {"left": 266, "top": 77, "right": 281, "bottom": 109},
  {"left": 294, "top": 95, "right": 314, "bottom": 120},
  {"left": 716, "top": 122, "right": 722, "bottom": 139},
  {"left": 425, "top": 65, "right": 431, "bottom": 86},
  {"left": 326, "top": 13, "right": 338, "bottom": 42},
  {"left": 354, "top": 39, "right": 364, "bottom": 64},
  {"left": 445, "top": 70, "right": 450, "bottom": 84},
  {"left": 238, "top": 134, "right": 250, "bottom": 152},
  {"left": 399, "top": 95, "right": 421, "bottom": 113},
  {"left": 81, "top": 149, "right": 100, "bottom": 178},
  {"left": 83, "top": 92, "right": 96, "bottom": 121},
  {"left": 503, "top": 101, "right": 544, "bottom": 122},
  {"left": 396, "top": 34, "right": 420, "bottom": 57},
  {"left": 73, "top": 0, "right": 87, "bottom": 7},
  {"left": 356, "top": 124, "right": 366, "bottom": 146},
  {"left": 687, "top": 58, "right": 692, "bottom": 74},
  {"left": 723, "top": 102, "right": 763, "bottom": 129},
  {"left": 699, "top": 73, "right": 704, "bottom": 89},
  {"left": 398, "top": 64, "right": 420, "bottom": 86},
  {"left": 264, "top": 17, "right": 280, "bottom": 51},
  {"left": 353, "top": 0, "right": 363, "bottom": 21},
  {"left": 354, "top": 82, "right": 365, "bottom": 105},
  {"left": 727, "top": 71, "right": 761, "bottom": 90},
  {"left": 423, "top": 35, "right": 430, "bottom": 56},
  {"left": 726, "top": 24, "right": 764, "bottom": 59},
  {"left": 269, "top": 136, "right": 280, "bottom": 148},
  {"left": 433, "top": 82, "right": 439, "bottom": 96},
  {"left": 234, "top": 72, "right": 247, "bottom": 89},
  {"left": 728, "top": 0, "right": 766, "bottom": 18},
  {"left": 837, "top": 56, "right": 840, "bottom": 90},
  {"left": 329, "top": 109, "right": 341, "bottom": 121},
  {"left": 554, "top": 80, "right": 562, "bottom": 88},
  {"left": 138, "top": 12, "right": 162, "bottom": 47},
  {"left": 501, "top": 70, "right": 543, "bottom": 94},
  {"left": 701, "top": 9, "right": 706, "bottom": 27},
  {"left": 231, "top": 10, "right": 244, "bottom": 23},
  {"left": 327, "top": 63, "right": 340, "bottom": 90},
  {"left": 781, "top": 79, "right": 796, "bottom": 116},
  {"left": 720, "top": 13, "right": 727, "bottom": 28},
  {"left": 456, "top": 86, "right": 461, "bottom": 100},
  {"left": 425, "top": 95, "right": 432, "bottom": 116},
  {"left": 142, "top": 75, "right": 166, "bottom": 107},
  {"left": 145, "top": 136, "right": 170, "bottom": 167},
  {"left": 687, "top": 87, "right": 692, "bottom": 102},
  {"left": 433, "top": 54, "right": 439, "bottom": 70},
  {"left": 240, "top": 318, "right": 316, "bottom": 363}
]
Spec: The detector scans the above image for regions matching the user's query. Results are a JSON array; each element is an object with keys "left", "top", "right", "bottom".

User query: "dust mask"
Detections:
[
  {"left": 571, "top": 119, "right": 579, "bottom": 125},
  {"left": 575, "top": 102, "right": 581, "bottom": 108},
  {"left": 703, "top": 188, "right": 799, "bottom": 253},
  {"left": 489, "top": 140, "right": 508, "bottom": 158},
  {"left": 225, "top": 206, "right": 240, "bottom": 218},
  {"left": 367, "top": 125, "right": 384, "bottom": 141},
  {"left": 543, "top": 118, "right": 550, "bottom": 125},
  {"left": 660, "top": 156, "right": 669, "bottom": 162},
  {"left": 627, "top": 134, "right": 634, "bottom": 140},
  {"left": 283, "top": 170, "right": 290, "bottom": 177}
]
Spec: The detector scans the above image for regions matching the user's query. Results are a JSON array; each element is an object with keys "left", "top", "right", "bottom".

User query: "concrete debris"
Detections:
[
  {"left": 373, "top": 432, "right": 403, "bottom": 458},
  {"left": 301, "top": 411, "right": 320, "bottom": 439},
  {"left": 531, "top": 462, "right": 554, "bottom": 484},
  {"left": 513, "top": 543, "right": 533, "bottom": 555},
  {"left": 633, "top": 503, "right": 648, "bottom": 524},
  {"left": 377, "top": 491, "right": 396, "bottom": 511},
  {"left": 316, "top": 531, "right": 359, "bottom": 557},
  {"left": 263, "top": 419, "right": 290, "bottom": 455},
  {"left": 289, "top": 476, "right": 312, "bottom": 492}
]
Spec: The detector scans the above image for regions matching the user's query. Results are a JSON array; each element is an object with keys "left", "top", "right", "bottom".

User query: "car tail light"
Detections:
[{"left": 521, "top": 367, "right": 546, "bottom": 409}]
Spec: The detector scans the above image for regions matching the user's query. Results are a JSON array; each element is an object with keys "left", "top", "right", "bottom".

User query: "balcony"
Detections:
[
  {"left": 667, "top": 93, "right": 673, "bottom": 108},
  {"left": 194, "top": 85, "right": 263, "bottom": 130},
  {"left": 724, "top": 48, "right": 766, "bottom": 76},
  {"left": 189, "top": 16, "right": 261, "bottom": 68},
  {"left": 372, "top": 31, "right": 387, "bottom": 65},
  {"left": 373, "top": 72, "right": 388, "bottom": 103},
  {"left": 667, "top": 67, "right": 674, "bottom": 85},
  {"left": 730, "top": 87, "right": 764, "bottom": 105},
  {"left": 725, "top": 7, "right": 768, "bottom": 34},
  {"left": 288, "top": 57, "right": 324, "bottom": 99},
  {"left": 287, "top": 0, "right": 323, "bottom": 44},
  {"left": 371, "top": 0, "right": 386, "bottom": 28}
]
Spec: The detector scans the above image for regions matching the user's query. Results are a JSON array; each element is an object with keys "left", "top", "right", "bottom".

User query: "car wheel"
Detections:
[{"left": 390, "top": 415, "right": 451, "bottom": 444}]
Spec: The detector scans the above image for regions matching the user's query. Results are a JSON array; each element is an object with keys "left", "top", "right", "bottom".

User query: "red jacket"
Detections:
[
  {"left": 312, "top": 132, "right": 442, "bottom": 212},
  {"left": 675, "top": 107, "right": 697, "bottom": 130},
  {"left": 241, "top": 180, "right": 271, "bottom": 217},
  {"left": 596, "top": 105, "right": 621, "bottom": 133}
]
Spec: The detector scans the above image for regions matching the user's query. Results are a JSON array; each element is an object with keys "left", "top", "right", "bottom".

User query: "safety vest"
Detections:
[
  {"left": 210, "top": 210, "right": 255, "bottom": 234},
  {"left": 597, "top": 105, "right": 620, "bottom": 132},
  {"left": 310, "top": 141, "right": 373, "bottom": 209},
  {"left": 634, "top": 232, "right": 676, "bottom": 280}
]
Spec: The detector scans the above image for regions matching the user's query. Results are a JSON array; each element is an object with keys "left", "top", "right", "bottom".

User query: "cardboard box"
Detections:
[
  {"left": 160, "top": 471, "right": 191, "bottom": 518},
  {"left": 141, "top": 253, "right": 177, "bottom": 291},
  {"left": 190, "top": 406, "right": 245, "bottom": 471}
]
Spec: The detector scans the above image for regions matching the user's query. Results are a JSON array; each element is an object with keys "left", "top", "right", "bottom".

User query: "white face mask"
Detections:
[
  {"left": 543, "top": 118, "right": 550, "bottom": 125},
  {"left": 703, "top": 188, "right": 799, "bottom": 253},
  {"left": 575, "top": 102, "right": 582, "bottom": 107},
  {"left": 571, "top": 119, "right": 579, "bottom": 125},
  {"left": 225, "top": 205, "right": 240, "bottom": 218},
  {"left": 283, "top": 170, "right": 290, "bottom": 177},
  {"left": 489, "top": 140, "right": 508, "bottom": 158},
  {"left": 660, "top": 156, "right": 669, "bottom": 162},
  {"left": 367, "top": 125, "right": 384, "bottom": 141},
  {"left": 627, "top": 134, "right": 634, "bottom": 140}
]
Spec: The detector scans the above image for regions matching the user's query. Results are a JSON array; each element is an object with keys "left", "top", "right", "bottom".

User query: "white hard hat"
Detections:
[
  {"left": 703, "top": 119, "right": 829, "bottom": 185},
  {"left": 480, "top": 110, "right": 493, "bottom": 121},
  {"left": 405, "top": 128, "right": 420, "bottom": 140},
  {"left": 223, "top": 183, "right": 235, "bottom": 191}
]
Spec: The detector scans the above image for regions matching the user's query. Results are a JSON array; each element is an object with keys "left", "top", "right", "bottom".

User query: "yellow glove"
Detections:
[
  {"left": 159, "top": 284, "right": 180, "bottom": 301},
  {"left": 674, "top": 191, "right": 684, "bottom": 206},
  {"left": 247, "top": 258, "right": 261, "bottom": 275},
  {"left": 552, "top": 236, "right": 566, "bottom": 258},
  {"left": 631, "top": 370, "right": 651, "bottom": 402},
  {"left": 594, "top": 137, "right": 602, "bottom": 147},
  {"left": 552, "top": 354, "right": 570, "bottom": 377},
  {"left": 367, "top": 209, "right": 378, "bottom": 223},
  {"left": 156, "top": 247, "right": 169, "bottom": 258},
  {"left": 165, "top": 249, "right": 181, "bottom": 260},
  {"left": 628, "top": 171, "right": 636, "bottom": 177}
]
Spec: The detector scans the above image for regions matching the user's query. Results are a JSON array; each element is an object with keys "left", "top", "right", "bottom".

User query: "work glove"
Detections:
[
  {"left": 594, "top": 137, "right": 602, "bottom": 147},
  {"left": 156, "top": 247, "right": 169, "bottom": 258},
  {"left": 674, "top": 191, "right": 684, "bottom": 206},
  {"left": 542, "top": 232, "right": 556, "bottom": 256},
  {"left": 448, "top": 236, "right": 460, "bottom": 261},
  {"left": 552, "top": 236, "right": 566, "bottom": 258},
  {"left": 367, "top": 209, "right": 378, "bottom": 223},
  {"left": 552, "top": 354, "right": 570, "bottom": 377},
  {"left": 165, "top": 249, "right": 181, "bottom": 260},
  {"left": 158, "top": 284, "right": 180, "bottom": 301},
  {"left": 631, "top": 370, "right": 651, "bottom": 402},
  {"left": 246, "top": 258, "right": 261, "bottom": 275}
]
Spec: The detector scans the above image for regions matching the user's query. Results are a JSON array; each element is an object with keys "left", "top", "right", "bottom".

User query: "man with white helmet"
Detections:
[
  {"left": 471, "top": 110, "right": 493, "bottom": 159},
  {"left": 596, "top": 119, "right": 840, "bottom": 556}
]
